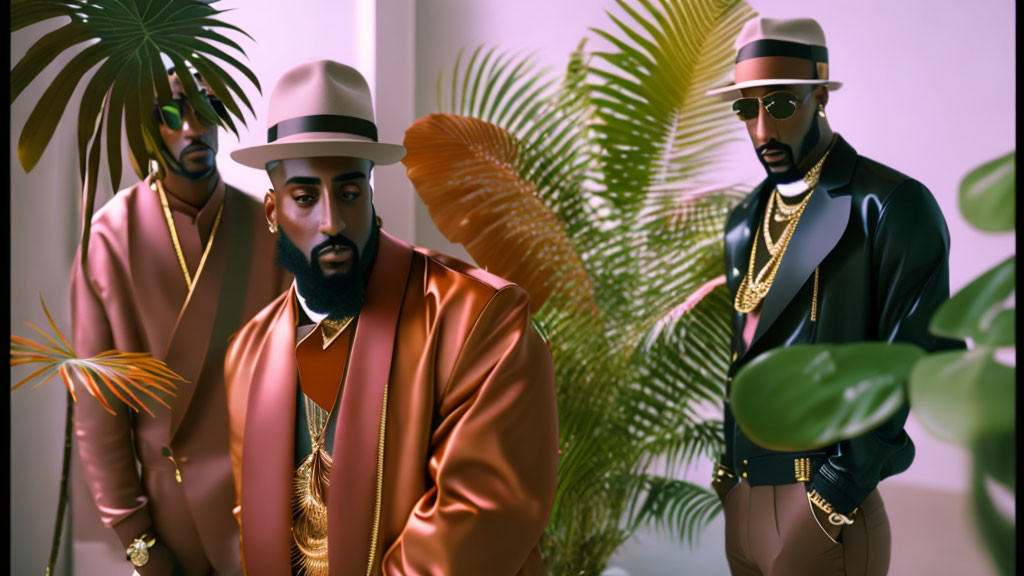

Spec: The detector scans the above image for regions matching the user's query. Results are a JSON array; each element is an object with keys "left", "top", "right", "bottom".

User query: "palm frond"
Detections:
[
  {"left": 10, "top": 296, "right": 181, "bottom": 417},
  {"left": 626, "top": 475, "right": 722, "bottom": 546},
  {"left": 11, "top": 0, "right": 261, "bottom": 262},
  {"left": 404, "top": 113, "right": 598, "bottom": 315}
]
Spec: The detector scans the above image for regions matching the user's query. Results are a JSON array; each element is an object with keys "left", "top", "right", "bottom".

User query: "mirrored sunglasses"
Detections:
[
  {"left": 154, "top": 93, "right": 228, "bottom": 130},
  {"left": 731, "top": 91, "right": 810, "bottom": 121}
]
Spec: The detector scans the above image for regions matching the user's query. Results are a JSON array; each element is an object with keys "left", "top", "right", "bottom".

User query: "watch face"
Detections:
[{"left": 128, "top": 540, "right": 150, "bottom": 567}]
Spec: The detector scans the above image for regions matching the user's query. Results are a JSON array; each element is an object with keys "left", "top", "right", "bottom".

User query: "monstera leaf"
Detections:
[
  {"left": 959, "top": 151, "right": 1015, "bottom": 232},
  {"left": 11, "top": 0, "right": 260, "bottom": 261}
]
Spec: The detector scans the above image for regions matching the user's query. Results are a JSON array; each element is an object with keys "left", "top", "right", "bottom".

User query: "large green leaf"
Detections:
[
  {"left": 930, "top": 256, "right": 1015, "bottom": 347},
  {"left": 908, "top": 348, "right": 1015, "bottom": 445},
  {"left": 11, "top": 0, "right": 261, "bottom": 262},
  {"left": 730, "top": 343, "right": 924, "bottom": 451},
  {"left": 970, "top": 433, "right": 1015, "bottom": 576},
  {"left": 959, "top": 151, "right": 1015, "bottom": 232}
]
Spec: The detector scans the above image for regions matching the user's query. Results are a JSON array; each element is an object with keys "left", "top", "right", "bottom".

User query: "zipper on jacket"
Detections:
[
  {"left": 810, "top": 268, "right": 820, "bottom": 322},
  {"left": 366, "top": 383, "right": 389, "bottom": 575}
]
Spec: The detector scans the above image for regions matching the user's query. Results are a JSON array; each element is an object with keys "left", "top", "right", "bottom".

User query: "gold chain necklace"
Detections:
[
  {"left": 735, "top": 190, "right": 813, "bottom": 313},
  {"left": 154, "top": 179, "right": 224, "bottom": 290},
  {"left": 290, "top": 314, "right": 354, "bottom": 575},
  {"left": 734, "top": 136, "right": 836, "bottom": 314},
  {"left": 763, "top": 189, "right": 814, "bottom": 256}
]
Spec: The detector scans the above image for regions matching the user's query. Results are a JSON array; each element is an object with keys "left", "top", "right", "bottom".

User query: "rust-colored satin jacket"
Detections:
[{"left": 224, "top": 230, "right": 559, "bottom": 576}]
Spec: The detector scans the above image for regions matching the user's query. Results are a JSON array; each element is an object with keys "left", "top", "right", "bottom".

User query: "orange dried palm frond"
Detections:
[
  {"left": 10, "top": 296, "right": 180, "bottom": 417},
  {"left": 403, "top": 113, "right": 597, "bottom": 314}
]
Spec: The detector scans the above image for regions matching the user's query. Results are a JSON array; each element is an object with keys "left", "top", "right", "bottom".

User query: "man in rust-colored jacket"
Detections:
[
  {"left": 71, "top": 70, "right": 289, "bottom": 575},
  {"left": 224, "top": 59, "right": 559, "bottom": 575}
]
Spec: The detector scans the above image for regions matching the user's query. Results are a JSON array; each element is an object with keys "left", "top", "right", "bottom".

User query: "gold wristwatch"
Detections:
[
  {"left": 808, "top": 489, "right": 858, "bottom": 526},
  {"left": 126, "top": 533, "right": 157, "bottom": 567}
]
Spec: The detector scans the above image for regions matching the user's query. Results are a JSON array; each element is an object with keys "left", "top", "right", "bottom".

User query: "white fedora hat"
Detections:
[
  {"left": 232, "top": 59, "right": 406, "bottom": 168},
  {"left": 705, "top": 17, "right": 842, "bottom": 99}
]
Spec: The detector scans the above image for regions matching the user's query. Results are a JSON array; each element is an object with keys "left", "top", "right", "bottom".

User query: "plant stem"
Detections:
[{"left": 46, "top": 392, "right": 74, "bottom": 576}]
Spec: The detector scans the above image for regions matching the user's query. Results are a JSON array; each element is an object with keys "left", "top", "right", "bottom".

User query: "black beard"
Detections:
[
  {"left": 756, "top": 118, "right": 822, "bottom": 185},
  {"left": 162, "top": 143, "right": 216, "bottom": 181},
  {"left": 276, "top": 220, "right": 379, "bottom": 320}
]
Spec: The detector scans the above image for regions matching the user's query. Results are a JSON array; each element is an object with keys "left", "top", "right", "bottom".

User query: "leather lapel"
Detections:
[
  {"left": 164, "top": 186, "right": 252, "bottom": 441},
  {"left": 746, "top": 137, "right": 856, "bottom": 354},
  {"left": 327, "top": 230, "right": 414, "bottom": 576},
  {"left": 240, "top": 291, "right": 297, "bottom": 576}
]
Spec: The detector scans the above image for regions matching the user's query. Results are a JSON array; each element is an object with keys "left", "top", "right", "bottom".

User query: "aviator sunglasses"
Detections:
[
  {"left": 154, "top": 92, "right": 228, "bottom": 130},
  {"left": 732, "top": 90, "right": 812, "bottom": 121}
]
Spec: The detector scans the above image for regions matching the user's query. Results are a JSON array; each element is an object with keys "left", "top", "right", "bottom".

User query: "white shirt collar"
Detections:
[
  {"left": 293, "top": 280, "right": 327, "bottom": 324},
  {"left": 776, "top": 179, "right": 810, "bottom": 198}
]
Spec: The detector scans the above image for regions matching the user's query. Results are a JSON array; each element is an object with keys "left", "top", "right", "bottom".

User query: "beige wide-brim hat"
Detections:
[
  {"left": 705, "top": 17, "right": 842, "bottom": 99},
  {"left": 232, "top": 59, "right": 406, "bottom": 168}
]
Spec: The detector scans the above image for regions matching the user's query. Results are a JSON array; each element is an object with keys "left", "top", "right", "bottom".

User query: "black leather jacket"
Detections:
[{"left": 721, "top": 134, "right": 963, "bottom": 515}]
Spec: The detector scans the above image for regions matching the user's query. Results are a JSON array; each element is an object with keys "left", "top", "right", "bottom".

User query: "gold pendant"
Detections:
[{"left": 291, "top": 445, "right": 331, "bottom": 576}]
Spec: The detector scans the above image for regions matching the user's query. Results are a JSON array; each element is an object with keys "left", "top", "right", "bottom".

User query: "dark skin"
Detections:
[
  {"left": 265, "top": 156, "right": 374, "bottom": 276},
  {"left": 739, "top": 84, "right": 834, "bottom": 180},
  {"left": 156, "top": 73, "right": 220, "bottom": 208},
  {"left": 732, "top": 83, "right": 845, "bottom": 541}
]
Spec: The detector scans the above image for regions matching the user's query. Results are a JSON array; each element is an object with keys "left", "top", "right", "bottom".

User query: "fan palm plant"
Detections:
[
  {"left": 403, "top": 0, "right": 757, "bottom": 572},
  {"left": 11, "top": 0, "right": 260, "bottom": 262}
]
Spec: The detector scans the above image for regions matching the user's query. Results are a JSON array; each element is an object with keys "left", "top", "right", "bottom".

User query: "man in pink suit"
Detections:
[{"left": 70, "top": 68, "right": 290, "bottom": 575}]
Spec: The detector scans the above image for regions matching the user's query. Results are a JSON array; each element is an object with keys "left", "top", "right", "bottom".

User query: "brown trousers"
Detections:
[{"left": 724, "top": 482, "right": 891, "bottom": 575}]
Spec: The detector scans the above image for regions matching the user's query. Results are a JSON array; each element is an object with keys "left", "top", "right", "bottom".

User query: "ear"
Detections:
[
  {"left": 264, "top": 189, "right": 277, "bottom": 227},
  {"left": 814, "top": 86, "right": 830, "bottom": 108}
]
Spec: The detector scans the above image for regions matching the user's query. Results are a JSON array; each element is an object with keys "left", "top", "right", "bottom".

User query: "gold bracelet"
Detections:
[{"left": 807, "top": 489, "right": 857, "bottom": 526}]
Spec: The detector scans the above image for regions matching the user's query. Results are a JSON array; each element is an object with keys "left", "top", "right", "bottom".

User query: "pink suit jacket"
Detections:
[
  {"left": 224, "top": 230, "right": 559, "bottom": 575},
  {"left": 71, "top": 177, "right": 289, "bottom": 574}
]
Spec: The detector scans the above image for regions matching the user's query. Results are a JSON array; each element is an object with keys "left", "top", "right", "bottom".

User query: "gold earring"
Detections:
[
  {"left": 817, "top": 103, "right": 827, "bottom": 118},
  {"left": 268, "top": 222, "right": 277, "bottom": 233}
]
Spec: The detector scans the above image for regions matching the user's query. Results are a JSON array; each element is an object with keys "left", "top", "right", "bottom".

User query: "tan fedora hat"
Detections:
[
  {"left": 232, "top": 59, "right": 406, "bottom": 168},
  {"left": 705, "top": 17, "right": 842, "bottom": 99}
]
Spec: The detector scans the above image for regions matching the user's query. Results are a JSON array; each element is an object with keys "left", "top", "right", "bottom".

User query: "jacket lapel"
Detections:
[
  {"left": 164, "top": 186, "right": 253, "bottom": 441},
  {"left": 240, "top": 291, "right": 297, "bottom": 576},
  {"left": 327, "top": 230, "right": 414, "bottom": 576},
  {"left": 725, "top": 181, "right": 770, "bottom": 297},
  {"left": 747, "top": 136, "right": 857, "bottom": 353}
]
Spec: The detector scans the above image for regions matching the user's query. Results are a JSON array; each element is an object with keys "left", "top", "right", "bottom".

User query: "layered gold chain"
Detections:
[{"left": 734, "top": 140, "right": 835, "bottom": 314}]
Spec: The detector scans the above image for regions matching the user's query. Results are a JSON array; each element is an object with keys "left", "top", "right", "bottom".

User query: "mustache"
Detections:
[
  {"left": 181, "top": 141, "right": 211, "bottom": 155},
  {"left": 310, "top": 234, "right": 359, "bottom": 263},
  {"left": 756, "top": 140, "right": 792, "bottom": 156}
]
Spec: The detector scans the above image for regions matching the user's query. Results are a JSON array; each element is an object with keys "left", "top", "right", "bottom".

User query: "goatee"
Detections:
[
  {"left": 276, "top": 220, "right": 379, "bottom": 319},
  {"left": 756, "top": 118, "right": 821, "bottom": 186}
]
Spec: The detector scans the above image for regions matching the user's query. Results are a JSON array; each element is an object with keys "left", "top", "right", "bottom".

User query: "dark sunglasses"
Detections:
[
  {"left": 732, "top": 90, "right": 811, "bottom": 121},
  {"left": 154, "top": 93, "right": 228, "bottom": 130}
]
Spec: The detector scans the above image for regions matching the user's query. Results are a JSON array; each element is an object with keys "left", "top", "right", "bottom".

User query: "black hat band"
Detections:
[{"left": 268, "top": 114, "right": 378, "bottom": 143}]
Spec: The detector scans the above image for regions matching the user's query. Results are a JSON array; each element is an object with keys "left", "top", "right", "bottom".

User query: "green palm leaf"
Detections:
[{"left": 11, "top": 0, "right": 261, "bottom": 264}]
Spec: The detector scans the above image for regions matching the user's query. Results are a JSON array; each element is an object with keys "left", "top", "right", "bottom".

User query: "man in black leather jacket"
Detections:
[{"left": 704, "top": 16, "right": 961, "bottom": 576}]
